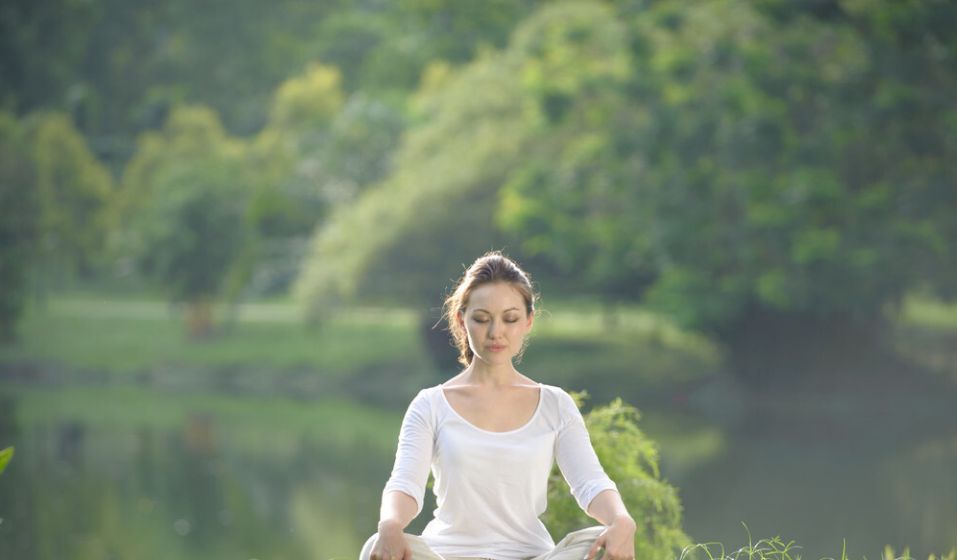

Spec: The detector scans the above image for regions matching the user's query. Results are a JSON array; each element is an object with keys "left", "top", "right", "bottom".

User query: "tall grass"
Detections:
[{"left": 680, "top": 525, "right": 956, "bottom": 560}]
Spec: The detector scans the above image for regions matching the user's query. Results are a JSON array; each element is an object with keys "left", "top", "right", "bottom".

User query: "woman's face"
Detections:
[{"left": 458, "top": 282, "right": 534, "bottom": 364}]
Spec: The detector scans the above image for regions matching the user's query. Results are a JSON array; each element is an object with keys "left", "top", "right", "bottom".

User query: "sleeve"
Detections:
[
  {"left": 382, "top": 389, "right": 434, "bottom": 517},
  {"left": 554, "top": 389, "right": 619, "bottom": 512}
]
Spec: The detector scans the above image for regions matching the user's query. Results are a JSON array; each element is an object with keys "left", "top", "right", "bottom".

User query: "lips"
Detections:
[{"left": 487, "top": 345, "right": 507, "bottom": 351}]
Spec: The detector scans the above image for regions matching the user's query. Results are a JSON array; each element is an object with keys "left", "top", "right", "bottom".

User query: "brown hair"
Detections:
[{"left": 440, "top": 250, "right": 540, "bottom": 367}]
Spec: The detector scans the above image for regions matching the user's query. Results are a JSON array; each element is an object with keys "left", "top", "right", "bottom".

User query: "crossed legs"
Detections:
[{"left": 359, "top": 526, "right": 606, "bottom": 560}]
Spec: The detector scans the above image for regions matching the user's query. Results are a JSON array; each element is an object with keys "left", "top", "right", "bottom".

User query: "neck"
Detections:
[{"left": 462, "top": 360, "right": 521, "bottom": 388}]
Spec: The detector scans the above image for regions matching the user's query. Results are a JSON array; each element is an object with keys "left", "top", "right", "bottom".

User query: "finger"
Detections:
[
  {"left": 403, "top": 546, "right": 413, "bottom": 560},
  {"left": 583, "top": 537, "right": 605, "bottom": 560}
]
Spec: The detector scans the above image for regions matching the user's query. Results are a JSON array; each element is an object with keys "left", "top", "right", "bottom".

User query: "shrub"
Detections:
[{"left": 543, "top": 392, "right": 690, "bottom": 558}]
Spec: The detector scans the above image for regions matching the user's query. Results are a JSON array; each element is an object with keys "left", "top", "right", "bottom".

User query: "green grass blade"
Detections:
[{"left": 0, "top": 446, "right": 13, "bottom": 475}]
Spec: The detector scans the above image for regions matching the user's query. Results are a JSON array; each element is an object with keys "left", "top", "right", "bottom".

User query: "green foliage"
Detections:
[
  {"left": 543, "top": 392, "right": 689, "bottom": 558},
  {"left": 132, "top": 164, "right": 247, "bottom": 302},
  {"left": 0, "top": 446, "right": 13, "bottom": 476},
  {"left": 118, "top": 106, "right": 249, "bottom": 308},
  {"left": 268, "top": 63, "right": 344, "bottom": 135},
  {"left": 249, "top": 64, "right": 404, "bottom": 241},
  {"left": 497, "top": 0, "right": 957, "bottom": 333},
  {"left": 294, "top": 53, "right": 532, "bottom": 315},
  {"left": 26, "top": 111, "right": 114, "bottom": 275},
  {"left": 679, "top": 528, "right": 800, "bottom": 560},
  {"left": 294, "top": 1, "right": 629, "bottom": 317},
  {"left": 0, "top": 111, "right": 39, "bottom": 340},
  {"left": 0, "top": 0, "right": 99, "bottom": 113},
  {"left": 1, "top": 0, "right": 540, "bottom": 156}
]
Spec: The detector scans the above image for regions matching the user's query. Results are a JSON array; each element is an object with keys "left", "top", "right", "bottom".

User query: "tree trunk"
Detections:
[{"left": 185, "top": 299, "right": 214, "bottom": 339}]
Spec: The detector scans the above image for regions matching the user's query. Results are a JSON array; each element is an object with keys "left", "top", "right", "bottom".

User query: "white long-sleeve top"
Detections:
[{"left": 382, "top": 383, "right": 619, "bottom": 560}]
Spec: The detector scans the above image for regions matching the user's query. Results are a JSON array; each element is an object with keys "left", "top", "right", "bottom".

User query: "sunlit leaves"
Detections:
[
  {"left": 0, "top": 446, "right": 13, "bottom": 476},
  {"left": 27, "top": 111, "right": 114, "bottom": 273},
  {"left": 544, "top": 393, "right": 689, "bottom": 558},
  {"left": 0, "top": 112, "right": 38, "bottom": 340}
]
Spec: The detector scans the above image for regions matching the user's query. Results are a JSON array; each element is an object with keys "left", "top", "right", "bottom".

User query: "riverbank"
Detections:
[{"left": 0, "top": 292, "right": 722, "bottom": 407}]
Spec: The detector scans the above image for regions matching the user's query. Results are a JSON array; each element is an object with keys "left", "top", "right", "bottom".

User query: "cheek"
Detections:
[{"left": 464, "top": 323, "right": 482, "bottom": 338}]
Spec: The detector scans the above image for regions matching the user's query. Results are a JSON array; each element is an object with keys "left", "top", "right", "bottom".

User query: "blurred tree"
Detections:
[
  {"left": 501, "top": 0, "right": 957, "bottom": 384},
  {"left": 25, "top": 112, "right": 114, "bottom": 284},
  {"left": 627, "top": 0, "right": 957, "bottom": 383},
  {"left": 0, "top": 0, "right": 99, "bottom": 113},
  {"left": 117, "top": 106, "right": 248, "bottom": 337},
  {"left": 298, "top": 0, "right": 957, "bottom": 385},
  {"left": 293, "top": 52, "right": 533, "bottom": 320},
  {"left": 239, "top": 64, "right": 406, "bottom": 299},
  {"left": 294, "top": 1, "right": 649, "bottom": 371},
  {"left": 496, "top": 0, "right": 654, "bottom": 308},
  {"left": 1, "top": 0, "right": 541, "bottom": 170},
  {"left": 0, "top": 112, "right": 39, "bottom": 341},
  {"left": 115, "top": 105, "right": 242, "bottom": 233},
  {"left": 245, "top": 63, "right": 346, "bottom": 241}
]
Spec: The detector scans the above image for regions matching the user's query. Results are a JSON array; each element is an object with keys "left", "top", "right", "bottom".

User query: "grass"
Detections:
[
  {"left": 891, "top": 294, "right": 957, "bottom": 383},
  {"left": 898, "top": 294, "right": 957, "bottom": 331},
  {"left": 0, "top": 292, "right": 721, "bottom": 391},
  {"left": 679, "top": 526, "right": 956, "bottom": 560},
  {"left": 0, "top": 294, "right": 431, "bottom": 376}
]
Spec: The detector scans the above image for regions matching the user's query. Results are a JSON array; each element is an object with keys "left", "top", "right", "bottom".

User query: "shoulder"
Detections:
[
  {"left": 404, "top": 385, "right": 442, "bottom": 418},
  {"left": 538, "top": 383, "right": 582, "bottom": 416},
  {"left": 410, "top": 384, "right": 441, "bottom": 405}
]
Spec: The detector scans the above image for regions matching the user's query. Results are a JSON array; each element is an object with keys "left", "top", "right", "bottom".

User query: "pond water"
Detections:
[{"left": 0, "top": 382, "right": 954, "bottom": 560}]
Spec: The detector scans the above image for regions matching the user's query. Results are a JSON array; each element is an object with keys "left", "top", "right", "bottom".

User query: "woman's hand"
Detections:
[
  {"left": 584, "top": 516, "right": 637, "bottom": 560},
  {"left": 370, "top": 520, "right": 412, "bottom": 560}
]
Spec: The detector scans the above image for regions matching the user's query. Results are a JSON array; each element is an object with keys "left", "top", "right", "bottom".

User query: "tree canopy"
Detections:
[
  {"left": 291, "top": 0, "right": 957, "bottom": 380},
  {"left": 4, "top": 0, "right": 956, "bottom": 370}
]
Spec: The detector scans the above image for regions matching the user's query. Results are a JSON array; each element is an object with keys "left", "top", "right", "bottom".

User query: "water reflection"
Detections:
[
  {"left": 0, "top": 386, "right": 954, "bottom": 560},
  {"left": 677, "top": 390, "right": 957, "bottom": 558},
  {"left": 0, "top": 390, "right": 393, "bottom": 560}
]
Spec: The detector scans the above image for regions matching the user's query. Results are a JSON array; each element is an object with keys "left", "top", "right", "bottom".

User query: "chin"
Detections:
[{"left": 481, "top": 353, "right": 512, "bottom": 362}]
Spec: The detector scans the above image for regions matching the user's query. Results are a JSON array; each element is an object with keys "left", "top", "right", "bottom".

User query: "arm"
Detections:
[
  {"left": 554, "top": 391, "right": 620, "bottom": 513},
  {"left": 586, "top": 488, "right": 635, "bottom": 528},
  {"left": 554, "top": 391, "right": 635, "bottom": 560},
  {"left": 584, "top": 489, "right": 637, "bottom": 560},
  {"left": 371, "top": 390, "right": 435, "bottom": 560},
  {"left": 381, "top": 389, "right": 433, "bottom": 519},
  {"left": 372, "top": 491, "right": 419, "bottom": 560},
  {"left": 378, "top": 490, "right": 418, "bottom": 533}
]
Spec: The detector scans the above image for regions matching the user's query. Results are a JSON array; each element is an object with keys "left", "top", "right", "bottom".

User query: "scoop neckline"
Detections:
[{"left": 437, "top": 383, "right": 544, "bottom": 435}]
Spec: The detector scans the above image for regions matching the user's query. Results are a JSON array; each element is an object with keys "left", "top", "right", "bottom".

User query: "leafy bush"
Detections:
[{"left": 543, "top": 392, "right": 690, "bottom": 558}]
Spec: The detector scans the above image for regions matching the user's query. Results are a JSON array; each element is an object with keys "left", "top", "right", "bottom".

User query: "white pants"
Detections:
[{"left": 360, "top": 526, "right": 607, "bottom": 560}]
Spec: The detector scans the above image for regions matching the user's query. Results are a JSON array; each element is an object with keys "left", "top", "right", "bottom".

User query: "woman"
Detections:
[{"left": 360, "top": 251, "right": 637, "bottom": 560}]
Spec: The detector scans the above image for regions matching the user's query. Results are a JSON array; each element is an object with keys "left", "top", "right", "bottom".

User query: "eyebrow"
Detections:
[{"left": 474, "top": 307, "right": 520, "bottom": 313}]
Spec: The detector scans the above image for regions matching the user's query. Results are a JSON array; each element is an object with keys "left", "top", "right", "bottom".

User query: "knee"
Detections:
[
  {"left": 555, "top": 525, "right": 607, "bottom": 549},
  {"left": 574, "top": 526, "right": 607, "bottom": 539}
]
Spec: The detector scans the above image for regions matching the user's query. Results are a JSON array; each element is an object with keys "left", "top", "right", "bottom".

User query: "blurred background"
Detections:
[{"left": 1, "top": 0, "right": 956, "bottom": 559}]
